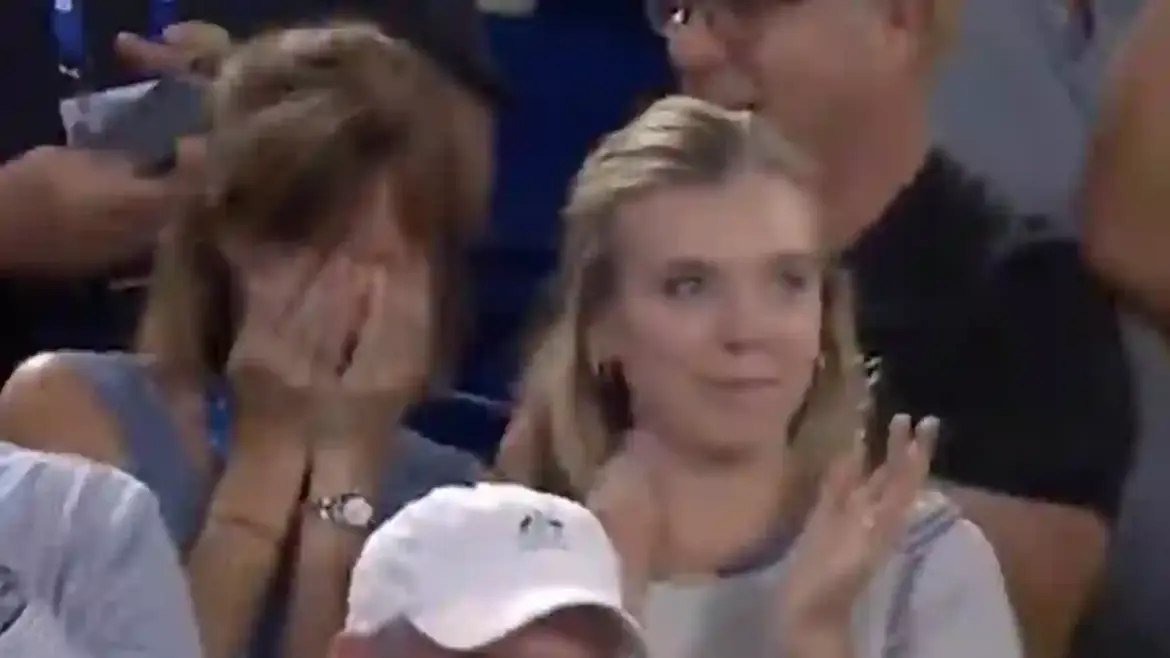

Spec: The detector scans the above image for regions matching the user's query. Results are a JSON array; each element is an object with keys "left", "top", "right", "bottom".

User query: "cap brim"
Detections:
[{"left": 411, "top": 585, "right": 646, "bottom": 656}]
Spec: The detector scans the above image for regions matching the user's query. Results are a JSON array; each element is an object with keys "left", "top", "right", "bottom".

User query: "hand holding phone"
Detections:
[{"left": 70, "top": 76, "right": 209, "bottom": 177}]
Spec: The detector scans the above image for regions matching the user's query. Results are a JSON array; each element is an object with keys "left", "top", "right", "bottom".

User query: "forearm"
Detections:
[
  {"left": 0, "top": 149, "right": 165, "bottom": 276},
  {"left": 781, "top": 629, "right": 855, "bottom": 658},
  {"left": 186, "top": 418, "right": 307, "bottom": 658},
  {"left": 0, "top": 159, "right": 72, "bottom": 274}
]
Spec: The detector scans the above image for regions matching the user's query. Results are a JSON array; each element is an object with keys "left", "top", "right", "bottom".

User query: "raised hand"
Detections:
[
  {"left": 777, "top": 414, "right": 939, "bottom": 644},
  {"left": 115, "top": 22, "right": 233, "bottom": 77},
  {"left": 225, "top": 253, "right": 361, "bottom": 424},
  {"left": 334, "top": 252, "right": 432, "bottom": 422},
  {"left": 586, "top": 430, "right": 669, "bottom": 618}
]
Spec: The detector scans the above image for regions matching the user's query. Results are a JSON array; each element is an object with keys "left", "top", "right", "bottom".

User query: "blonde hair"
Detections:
[{"left": 498, "top": 96, "right": 869, "bottom": 498}]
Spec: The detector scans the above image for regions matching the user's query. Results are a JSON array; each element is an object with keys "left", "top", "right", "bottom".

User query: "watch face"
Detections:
[{"left": 0, "top": 566, "right": 26, "bottom": 631}]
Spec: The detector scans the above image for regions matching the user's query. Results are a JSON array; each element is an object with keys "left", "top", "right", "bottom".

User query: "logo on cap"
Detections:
[{"left": 518, "top": 510, "right": 566, "bottom": 551}]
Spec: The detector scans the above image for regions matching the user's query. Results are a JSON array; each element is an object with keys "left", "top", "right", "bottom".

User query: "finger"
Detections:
[
  {"left": 871, "top": 416, "right": 941, "bottom": 536},
  {"left": 114, "top": 32, "right": 194, "bottom": 75},
  {"left": 885, "top": 413, "right": 912, "bottom": 471},
  {"left": 812, "top": 435, "right": 867, "bottom": 522},
  {"left": 243, "top": 251, "right": 319, "bottom": 323},
  {"left": 903, "top": 416, "right": 940, "bottom": 491},
  {"left": 293, "top": 258, "right": 351, "bottom": 381},
  {"left": 162, "top": 22, "right": 232, "bottom": 54},
  {"left": 346, "top": 263, "right": 430, "bottom": 392},
  {"left": 314, "top": 258, "right": 363, "bottom": 377},
  {"left": 860, "top": 413, "right": 912, "bottom": 500},
  {"left": 343, "top": 268, "right": 389, "bottom": 388}
]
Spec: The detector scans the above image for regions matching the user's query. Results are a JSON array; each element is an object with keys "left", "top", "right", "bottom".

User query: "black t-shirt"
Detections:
[{"left": 845, "top": 150, "right": 1136, "bottom": 521}]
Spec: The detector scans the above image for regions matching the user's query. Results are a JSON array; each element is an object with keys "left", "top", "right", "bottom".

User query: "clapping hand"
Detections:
[
  {"left": 585, "top": 430, "right": 668, "bottom": 618},
  {"left": 777, "top": 414, "right": 939, "bottom": 650}
]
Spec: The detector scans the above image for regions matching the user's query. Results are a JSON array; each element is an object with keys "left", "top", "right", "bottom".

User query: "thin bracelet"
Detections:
[{"left": 207, "top": 512, "right": 286, "bottom": 546}]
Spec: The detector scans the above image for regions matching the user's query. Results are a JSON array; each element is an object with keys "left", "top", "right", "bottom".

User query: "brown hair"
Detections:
[
  {"left": 497, "top": 96, "right": 869, "bottom": 498},
  {"left": 139, "top": 22, "right": 477, "bottom": 379}
]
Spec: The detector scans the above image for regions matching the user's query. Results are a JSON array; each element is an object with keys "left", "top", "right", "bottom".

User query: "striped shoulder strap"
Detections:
[{"left": 882, "top": 489, "right": 963, "bottom": 658}]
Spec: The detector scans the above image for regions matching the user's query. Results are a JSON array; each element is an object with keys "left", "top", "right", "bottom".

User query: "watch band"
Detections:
[{"left": 307, "top": 493, "right": 376, "bottom": 532}]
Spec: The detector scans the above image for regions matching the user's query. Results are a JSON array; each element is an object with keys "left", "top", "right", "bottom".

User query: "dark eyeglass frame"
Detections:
[{"left": 646, "top": 0, "right": 803, "bottom": 36}]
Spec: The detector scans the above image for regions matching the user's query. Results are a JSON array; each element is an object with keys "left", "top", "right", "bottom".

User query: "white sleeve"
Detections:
[
  {"left": 58, "top": 470, "right": 203, "bottom": 658},
  {"left": 906, "top": 519, "right": 1023, "bottom": 658},
  {"left": 0, "top": 602, "right": 91, "bottom": 658}
]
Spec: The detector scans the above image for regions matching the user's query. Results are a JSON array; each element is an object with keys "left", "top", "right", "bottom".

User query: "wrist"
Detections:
[{"left": 779, "top": 622, "right": 853, "bottom": 658}]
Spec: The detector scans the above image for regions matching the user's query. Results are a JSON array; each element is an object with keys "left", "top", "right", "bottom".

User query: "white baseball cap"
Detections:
[{"left": 345, "top": 482, "right": 645, "bottom": 654}]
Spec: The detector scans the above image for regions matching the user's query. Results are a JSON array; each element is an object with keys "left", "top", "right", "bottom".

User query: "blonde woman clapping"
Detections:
[{"left": 496, "top": 96, "right": 1022, "bottom": 658}]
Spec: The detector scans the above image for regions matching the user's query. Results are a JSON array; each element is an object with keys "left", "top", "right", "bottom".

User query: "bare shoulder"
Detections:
[{"left": 0, "top": 351, "right": 126, "bottom": 466}]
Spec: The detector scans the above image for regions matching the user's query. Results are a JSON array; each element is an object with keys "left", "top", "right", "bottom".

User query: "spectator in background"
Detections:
[
  {"left": 0, "top": 23, "right": 488, "bottom": 658},
  {"left": 0, "top": 441, "right": 200, "bottom": 658},
  {"left": 499, "top": 96, "right": 1020, "bottom": 658},
  {"left": 331, "top": 483, "right": 646, "bottom": 658},
  {"left": 0, "top": 9, "right": 224, "bottom": 385},
  {"left": 637, "top": 2, "right": 1137, "bottom": 657},
  {"left": 1084, "top": 0, "right": 1170, "bottom": 335}
]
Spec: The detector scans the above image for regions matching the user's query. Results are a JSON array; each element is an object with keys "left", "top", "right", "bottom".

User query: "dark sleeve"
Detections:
[{"left": 926, "top": 239, "right": 1136, "bottom": 520}]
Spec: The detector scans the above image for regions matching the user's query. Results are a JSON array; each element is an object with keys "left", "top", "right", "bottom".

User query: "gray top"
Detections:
[
  {"left": 931, "top": 0, "right": 1143, "bottom": 223},
  {"left": 0, "top": 441, "right": 202, "bottom": 658},
  {"left": 641, "top": 492, "right": 1022, "bottom": 658},
  {"left": 56, "top": 351, "right": 483, "bottom": 658}
]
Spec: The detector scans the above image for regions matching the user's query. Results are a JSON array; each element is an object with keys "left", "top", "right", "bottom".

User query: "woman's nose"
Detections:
[
  {"left": 666, "top": 17, "right": 730, "bottom": 76},
  {"left": 716, "top": 287, "right": 774, "bottom": 347}
]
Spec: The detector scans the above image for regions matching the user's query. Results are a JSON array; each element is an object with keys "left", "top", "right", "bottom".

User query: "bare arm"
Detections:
[
  {"left": 0, "top": 147, "right": 171, "bottom": 276},
  {"left": 0, "top": 353, "right": 302, "bottom": 658},
  {"left": 948, "top": 487, "right": 1105, "bottom": 658},
  {"left": 1082, "top": 0, "right": 1170, "bottom": 328}
]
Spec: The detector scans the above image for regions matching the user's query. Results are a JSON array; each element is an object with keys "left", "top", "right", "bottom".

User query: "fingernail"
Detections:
[{"left": 917, "top": 415, "right": 941, "bottom": 435}]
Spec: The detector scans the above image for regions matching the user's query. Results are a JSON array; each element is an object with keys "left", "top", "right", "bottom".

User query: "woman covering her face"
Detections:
[
  {"left": 496, "top": 97, "right": 1022, "bottom": 658},
  {"left": 0, "top": 23, "right": 487, "bottom": 658}
]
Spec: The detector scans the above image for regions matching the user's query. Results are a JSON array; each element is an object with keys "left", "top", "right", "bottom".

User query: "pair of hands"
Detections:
[
  {"left": 588, "top": 414, "right": 938, "bottom": 648},
  {"left": 225, "top": 251, "right": 430, "bottom": 441}
]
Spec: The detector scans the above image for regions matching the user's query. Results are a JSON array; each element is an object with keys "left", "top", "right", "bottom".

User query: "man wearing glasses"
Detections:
[{"left": 642, "top": 2, "right": 1141, "bottom": 658}]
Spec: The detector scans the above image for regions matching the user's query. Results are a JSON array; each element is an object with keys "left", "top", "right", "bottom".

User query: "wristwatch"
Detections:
[
  {"left": 0, "top": 566, "right": 27, "bottom": 635},
  {"left": 307, "top": 493, "right": 376, "bottom": 532}
]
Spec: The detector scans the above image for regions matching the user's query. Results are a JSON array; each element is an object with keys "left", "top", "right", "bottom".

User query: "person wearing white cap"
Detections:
[{"left": 331, "top": 482, "right": 646, "bottom": 658}]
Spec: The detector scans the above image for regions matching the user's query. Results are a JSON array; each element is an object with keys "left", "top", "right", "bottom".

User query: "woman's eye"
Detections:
[
  {"left": 664, "top": 274, "right": 706, "bottom": 298},
  {"left": 669, "top": 6, "right": 694, "bottom": 26},
  {"left": 776, "top": 268, "right": 812, "bottom": 292}
]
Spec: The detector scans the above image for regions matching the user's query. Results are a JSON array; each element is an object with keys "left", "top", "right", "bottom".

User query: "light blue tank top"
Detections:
[{"left": 57, "top": 351, "right": 483, "bottom": 657}]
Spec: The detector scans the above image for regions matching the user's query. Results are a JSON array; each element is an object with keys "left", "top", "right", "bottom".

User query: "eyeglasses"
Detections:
[{"left": 647, "top": 0, "right": 802, "bottom": 35}]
